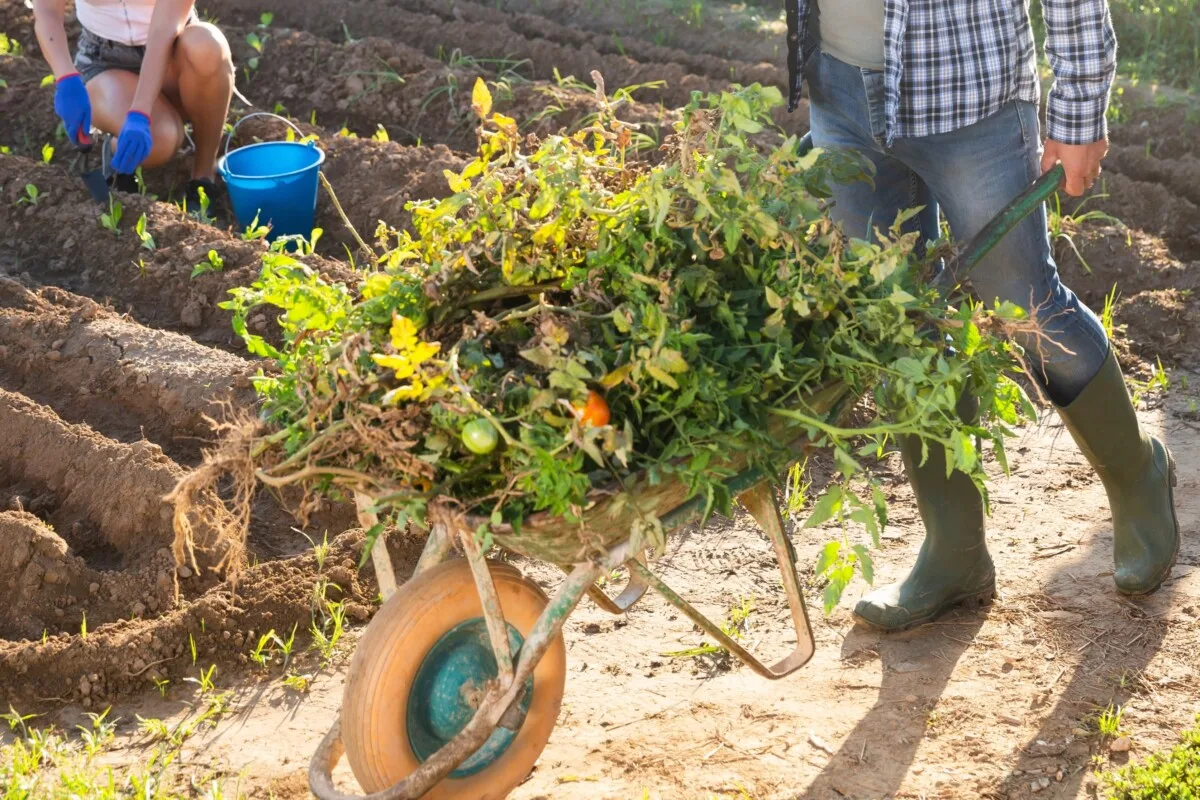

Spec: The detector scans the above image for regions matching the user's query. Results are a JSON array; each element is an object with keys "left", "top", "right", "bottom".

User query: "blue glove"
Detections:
[
  {"left": 111, "top": 110, "right": 153, "bottom": 174},
  {"left": 53, "top": 73, "right": 92, "bottom": 147}
]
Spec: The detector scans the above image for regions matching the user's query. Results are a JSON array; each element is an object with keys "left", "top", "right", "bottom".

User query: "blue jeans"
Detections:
[{"left": 804, "top": 50, "right": 1110, "bottom": 405}]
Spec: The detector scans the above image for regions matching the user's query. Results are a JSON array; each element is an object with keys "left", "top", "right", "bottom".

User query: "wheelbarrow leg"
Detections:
[
  {"left": 738, "top": 482, "right": 817, "bottom": 671},
  {"left": 355, "top": 491, "right": 397, "bottom": 601}
]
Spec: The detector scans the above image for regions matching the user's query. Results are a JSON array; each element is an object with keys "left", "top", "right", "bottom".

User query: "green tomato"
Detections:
[{"left": 462, "top": 418, "right": 499, "bottom": 455}]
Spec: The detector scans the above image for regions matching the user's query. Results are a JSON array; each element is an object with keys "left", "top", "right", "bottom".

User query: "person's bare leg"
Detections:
[
  {"left": 85, "top": 70, "right": 184, "bottom": 168},
  {"left": 165, "top": 22, "right": 233, "bottom": 181}
]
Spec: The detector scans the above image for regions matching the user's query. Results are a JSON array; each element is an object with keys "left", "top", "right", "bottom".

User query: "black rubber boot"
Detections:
[
  {"left": 1055, "top": 349, "right": 1180, "bottom": 594},
  {"left": 853, "top": 394, "right": 995, "bottom": 631}
]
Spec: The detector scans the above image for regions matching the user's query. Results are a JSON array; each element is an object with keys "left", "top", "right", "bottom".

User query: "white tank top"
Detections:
[{"left": 75, "top": 0, "right": 157, "bottom": 47}]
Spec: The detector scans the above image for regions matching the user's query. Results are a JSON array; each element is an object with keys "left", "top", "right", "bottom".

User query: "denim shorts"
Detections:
[{"left": 73, "top": 14, "right": 199, "bottom": 83}]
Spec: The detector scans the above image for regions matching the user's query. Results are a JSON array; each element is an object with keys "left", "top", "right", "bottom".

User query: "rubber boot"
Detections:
[
  {"left": 1055, "top": 349, "right": 1180, "bottom": 594},
  {"left": 853, "top": 395, "right": 995, "bottom": 631}
]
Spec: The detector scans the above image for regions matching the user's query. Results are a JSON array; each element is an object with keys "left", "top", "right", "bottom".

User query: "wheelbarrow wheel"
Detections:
[{"left": 341, "top": 559, "right": 566, "bottom": 799}]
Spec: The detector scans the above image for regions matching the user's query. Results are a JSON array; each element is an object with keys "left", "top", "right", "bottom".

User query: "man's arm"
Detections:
[{"left": 1038, "top": 0, "right": 1118, "bottom": 195}]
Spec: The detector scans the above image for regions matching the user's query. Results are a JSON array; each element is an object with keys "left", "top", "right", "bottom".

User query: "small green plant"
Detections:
[
  {"left": 300, "top": 529, "right": 331, "bottom": 571},
  {"left": 136, "top": 715, "right": 171, "bottom": 743},
  {"left": 249, "top": 629, "right": 276, "bottom": 669},
  {"left": 100, "top": 197, "right": 123, "bottom": 234},
  {"left": 80, "top": 612, "right": 87, "bottom": 639},
  {"left": 282, "top": 672, "right": 312, "bottom": 692},
  {"left": 135, "top": 212, "right": 156, "bottom": 250},
  {"left": 1096, "top": 703, "right": 1127, "bottom": 738},
  {"left": 272, "top": 623, "right": 298, "bottom": 668},
  {"left": 2, "top": 705, "right": 39, "bottom": 736},
  {"left": 77, "top": 708, "right": 117, "bottom": 760},
  {"left": 311, "top": 600, "right": 347, "bottom": 663},
  {"left": 372, "top": 124, "right": 390, "bottom": 142},
  {"left": 240, "top": 210, "right": 271, "bottom": 241},
  {"left": 40, "top": 73, "right": 54, "bottom": 87},
  {"left": 0, "top": 32, "right": 24, "bottom": 56},
  {"left": 1130, "top": 357, "right": 1171, "bottom": 406},
  {"left": 1046, "top": 192, "right": 1124, "bottom": 273},
  {"left": 151, "top": 676, "right": 170, "bottom": 697},
  {"left": 40, "top": 143, "right": 53, "bottom": 164},
  {"left": 189, "top": 633, "right": 198, "bottom": 665},
  {"left": 16, "top": 183, "right": 40, "bottom": 206},
  {"left": 185, "top": 663, "right": 218, "bottom": 695},
  {"left": 191, "top": 249, "right": 226, "bottom": 278},
  {"left": 1101, "top": 714, "right": 1200, "bottom": 799},
  {"left": 785, "top": 455, "right": 812, "bottom": 518},
  {"left": 1100, "top": 283, "right": 1120, "bottom": 339},
  {"left": 259, "top": 11, "right": 274, "bottom": 27},
  {"left": 662, "top": 596, "right": 755, "bottom": 659},
  {"left": 183, "top": 184, "right": 216, "bottom": 224}
]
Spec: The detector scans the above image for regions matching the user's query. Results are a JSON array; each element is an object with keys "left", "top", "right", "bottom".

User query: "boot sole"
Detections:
[
  {"left": 1118, "top": 445, "right": 1180, "bottom": 597},
  {"left": 852, "top": 584, "right": 997, "bottom": 633}
]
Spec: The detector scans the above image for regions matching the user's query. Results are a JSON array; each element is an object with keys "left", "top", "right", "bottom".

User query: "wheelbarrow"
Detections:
[{"left": 308, "top": 150, "right": 1067, "bottom": 800}]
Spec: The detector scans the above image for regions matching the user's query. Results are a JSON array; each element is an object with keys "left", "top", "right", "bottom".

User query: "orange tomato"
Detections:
[{"left": 574, "top": 389, "right": 610, "bottom": 427}]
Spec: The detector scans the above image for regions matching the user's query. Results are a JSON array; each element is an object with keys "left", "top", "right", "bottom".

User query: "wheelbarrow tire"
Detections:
[{"left": 341, "top": 559, "right": 566, "bottom": 799}]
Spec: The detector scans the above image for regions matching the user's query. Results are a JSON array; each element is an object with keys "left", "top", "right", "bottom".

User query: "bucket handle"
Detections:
[{"left": 222, "top": 112, "right": 310, "bottom": 161}]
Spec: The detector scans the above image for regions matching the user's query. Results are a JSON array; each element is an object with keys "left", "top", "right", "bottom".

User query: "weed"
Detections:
[
  {"left": 77, "top": 708, "right": 118, "bottom": 760},
  {"left": 185, "top": 663, "right": 218, "bottom": 695},
  {"left": 662, "top": 596, "right": 755, "bottom": 659},
  {"left": 282, "top": 672, "right": 312, "bottom": 692},
  {"left": 100, "top": 196, "right": 123, "bottom": 235},
  {"left": 311, "top": 600, "right": 347, "bottom": 663},
  {"left": 249, "top": 629, "right": 277, "bottom": 669},
  {"left": 40, "top": 143, "right": 53, "bottom": 164},
  {"left": 1101, "top": 714, "right": 1200, "bottom": 798},
  {"left": 191, "top": 249, "right": 226, "bottom": 278},
  {"left": 1130, "top": 357, "right": 1170, "bottom": 406},
  {"left": 152, "top": 676, "right": 170, "bottom": 697},
  {"left": 272, "top": 623, "right": 298, "bottom": 669},
  {"left": 188, "top": 633, "right": 198, "bottom": 665},
  {"left": 16, "top": 183, "right": 41, "bottom": 206},
  {"left": 372, "top": 124, "right": 390, "bottom": 142},
  {"left": 785, "top": 455, "right": 812, "bottom": 518},
  {"left": 1046, "top": 191, "right": 1123, "bottom": 273},
  {"left": 0, "top": 32, "right": 24, "bottom": 56},
  {"left": 1100, "top": 283, "right": 1120, "bottom": 340},
  {"left": 259, "top": 11, "right": 274, "bottom": 27},
  {"left": 135, "top": 212, "right": 156, "bottom": 250},
  {"left": 1095, "top": 703, "right": 1127, "bottom": 738},
  {"left": 2, "top": 705, "right": 40, "bottom": 736},
  {"left": 299, "top": 529, "right": 331, "bottom": 571},
  {"left": 80, "top": 612, "right": 88, "bottom": 639},
  {"left": 183, "top": 184, "right": 215, "bottom": 224}
]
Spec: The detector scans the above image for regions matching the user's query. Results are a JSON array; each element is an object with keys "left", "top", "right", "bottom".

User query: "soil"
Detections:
[{"left": 1, "top": 2, "right": 1198, "bottom": 799}]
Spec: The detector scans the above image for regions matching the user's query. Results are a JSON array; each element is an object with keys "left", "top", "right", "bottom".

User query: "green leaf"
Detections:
[
  {"left": 852, "top": 545, "right": 874, "bottom": 585},
  {"left": 814, "top": 540, "right": 840, "bottom": 576},
  {"left": 802, "top": 485, "right": 842, "bottom": 529},
  {"left": 645, "top": 364, "right": 679, "bottom": 389}
]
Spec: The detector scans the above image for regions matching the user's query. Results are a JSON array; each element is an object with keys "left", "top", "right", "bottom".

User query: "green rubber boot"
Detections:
[
  {"left": 853, "top": 397, "right": 995, "bottom": 631},
  {"left": 1055, "top": 349, "right": 1180, "bottom": 595}
]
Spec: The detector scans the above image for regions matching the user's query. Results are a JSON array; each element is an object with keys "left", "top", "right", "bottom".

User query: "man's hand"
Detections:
[{"left": 1042, "top": 138, "right": 1109, "bottom": 197}]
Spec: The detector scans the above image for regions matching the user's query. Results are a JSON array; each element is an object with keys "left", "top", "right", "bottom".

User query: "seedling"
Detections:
[
  {"left": 662, "top": 596, "right": 755, "bottom": 660},
  {"left": 151, "top": 676, "right": 170, "bottom": 697},
  {"left": 1130, "top": 357, "right": 1171, "bottom": 406},
  {"left": 299, "top": 529, "right": 331, "bottom": 571},
  {"left": 249, "top": 629, "right": 276, "bottom": 669},
  {"left": 2, "top": 705, "right": 39, "bottom": 736},
  {"left": 40, "top": 74, "right": 53, "bottom": 88},
  {"left": 182, "top": 185, "right": 215, "bottom": 225},
  {"left": 258, "top": 12, "right": 274, "bottom": 27},
  {"left": 80, "top": 612, "right": 88, "bottom": 639},
  {"left": 16, "top": 183, "right": 40, "bottom": 206},
  {"left": 185, "top": 663, "right": 218, "bottom": 695},
  {"left": 1046, "top": 191, "right": 1124, "bottom": 273},
  {"left": 311, "top": 600, "right": 347, "bottom": 663},
  {"left": 1096, "top": 703, "right": 1126, "bottom": 738},
  {"left": 1100, "top": 283, "right": 1120, "bottom": 339},
  {"left": 40, "top": 143, "right": 53, "bottom": 164},
  {"left": 190, "top": 249, "right": 226, "bottom": 278},
  {"left": 240, "top": 210, "right": 271, "bottom": 241},
  {"left": 271, "top": 623, "right": 298, "bottom": 668},
  {"left": 188, "top": 633, "right": 198, "bottom": 665},
  {"left": 100, "top": 197, "right": 123, "bottom": 234},
  {"left": 77, "top": 708, "right": 117, "bottom": 760},
  {"left": 135, "top": 213, "right": 156, "bottom": 250},
  {"left": 282, "top": 672, "right": 312, "bottom": 692},
  {"left": 372, "top": 124, "right": 390, "bottom": 142},
  {"left": 0, "top": 32, "right": 24, "bottom": 56}
]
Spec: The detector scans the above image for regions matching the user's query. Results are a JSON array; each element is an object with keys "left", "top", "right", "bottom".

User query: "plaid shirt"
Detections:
[{"left": 785, "top": 0, "right": 1117, "bottom": 147}]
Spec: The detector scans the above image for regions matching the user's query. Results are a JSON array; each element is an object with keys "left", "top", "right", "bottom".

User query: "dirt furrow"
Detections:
[
  {"left": 200, "top": 0, "right": 809, "bottom": 132},
  {"left": 0, "top": 279, "right": 255, "bottom": 463},
  {"left": 1080, "top": 171, "right": 1200, "bottom": 262},
  {"left": 0, "top": 388, "right": 227, "bottom": 568},
  {"left": 1104, "top": 144, "right": 1200, "bottom": 209},
  {"left": 231, "top": 27, "right": 674, "bottom": 153},
  {"left": 0, "top": 526, "right": 421, "bottom": 711},
  {"left": 0, "top": 154, "right": 355, "bottom": 350}
]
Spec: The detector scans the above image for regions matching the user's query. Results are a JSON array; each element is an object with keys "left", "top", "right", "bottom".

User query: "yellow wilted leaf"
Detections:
[
  {"left": 472, "top": 77, "right": 493, "bottom": 119},
  {"left": 598, "top": 365, "right": 633, "bottom": 389}
]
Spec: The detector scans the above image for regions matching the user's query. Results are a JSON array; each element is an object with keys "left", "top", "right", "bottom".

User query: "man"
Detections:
[{"left": 784, "top": 0, "right": 1179, "bottom": 630}]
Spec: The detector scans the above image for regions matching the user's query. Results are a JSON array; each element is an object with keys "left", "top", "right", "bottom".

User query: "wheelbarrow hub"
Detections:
[{"left": 407, "top": 618, "right": 534, "bottom": 778}]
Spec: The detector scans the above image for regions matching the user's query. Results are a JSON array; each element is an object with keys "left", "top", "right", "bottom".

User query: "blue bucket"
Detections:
[{"left": 217, "top": 113, "right": 325, "bottom": 242}]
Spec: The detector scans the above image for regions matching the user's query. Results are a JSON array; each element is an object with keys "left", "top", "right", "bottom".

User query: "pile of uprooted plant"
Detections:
[{"left": 170, "top": 77, "right": 1039, "bottom": 606}]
